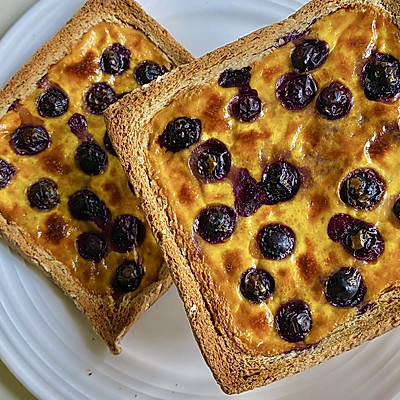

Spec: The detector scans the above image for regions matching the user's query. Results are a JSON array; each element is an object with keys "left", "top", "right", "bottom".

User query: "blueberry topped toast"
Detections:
[
  {"left": 106, "top": 0, "right": 400, "bottom": 392},
  {"left": 0, "top": 0, "right": 193, "bottom": 354}
]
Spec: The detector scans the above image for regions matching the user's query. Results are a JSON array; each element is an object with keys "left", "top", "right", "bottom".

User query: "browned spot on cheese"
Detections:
[
  {"left": 261, "top": 65, "right": 283, "bottom": 81},
  {"left": 248, "top": 311, "right": 269, "bottom": 336},
  {"left": 232, "top": 130, "right": 270, "bottom": 161},
  {"left": 65, "top": 52, "right": 98, "bottom": 79},
  {"left": 296, "top": 252, "right": 319, "bottom": 283},
  {"left": 178, "top": 183, "right": 197, "bottom": 204},
  {"left": 307, "top": 193, "right": 329, "bottom": 220},
  {"left": 102, "top": 181, "right": 121, "bottom": 206},
  {"left": 202, "top": 92, "right": 229, "bottom": 132},
  {"left": 278, "top": 268, "right": 288, "bottom": 279},
  {"left": 43, "top": 213, "right": 67, "bottom": 243},
  {"left": 41, "top": 149, "right": 72, "bottom": 176},
  {"left": 17, "top": 107, "right": 43, "bottom": 126},
  {"left": 223, "top": 249, "right": 242, "bottom": 275}
]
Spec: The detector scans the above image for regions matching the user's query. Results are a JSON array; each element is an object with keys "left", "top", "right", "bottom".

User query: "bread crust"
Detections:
[
  {"left": 0, "top": 0, "right": 194, "bottom": 354},
  {"left": 105, "top": 0, "right": 400, "bottom": 391}
]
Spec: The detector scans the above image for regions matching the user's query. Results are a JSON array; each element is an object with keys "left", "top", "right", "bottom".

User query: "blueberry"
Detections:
[
  {"left": 134, "top": 60, "right": 168, "bottom": 86},
  {"left": 257, "top": 223, "right": 295, "bottom": 260},
  {"left": 275, "top": 300, "right": 312, "bottom": 343},
  {"left": 232, "top": 168, "right": 268, "bottom": 217},
  {"left": 228, "top": 87, "right": 261, "bottom": 122},
  {"left": 27, "top": 178, "right": 59, "bottom": 211},
  {"left": 159, "top": 117, "right": 201, "bottom": 153},
  {"left": 218, "top": 66, "right": 251, "bottom": 88},
  {"left": 68, "top": 113, "right": 88, "bottom": 138},
  {"left": 291, "top": 39, "right": 329, "bottom": 73},
  {"left": 325, "top": 267, "right": 366, "bottom": 308},
  {"left": 189, "top": 139, "right": 231, "bottom": 183},
  {"left": 75, "top": 141, "right": 108, "bottom": 175},
  {"left": 0, "top": 159, "right": 16, "bottom": 189},
  {"left": 327, "top": 214, "right": 384, "bottom": 261},
  {"left": 84, "top": 82, "right": 117, "bottom": 115},
  {"left": 112, "top": 260, "right": 144, "bottom": 294},
  {"left": 194, "top": 205, "right": 236, "bottom": 244},
  {"left": 393, "top": 197, "right": 400, "bottom": 220},
  {"left": 99, "top": 43, "right": 131, "bottom": 75},
  {"left": 339, "top": 169, "right": 385, "bottom": 210},
  {"left": 36, "top": 88, "right": 69, "bottom": 118},
  {"left": 327, "top": 213, "right": 354, "bottom": 242},
  {"left": 316, "top": 82, "right": 353, "bottom": 120},
  {"left": 261, "top": 160, "right": 301, "bottom": 204},
  {"left": 276, "top": 73, "right": 318, "bottom": 110},
  {"left": 362, "top": 53, "right": 400, "bottom": 102},
  {"left": 111, "top": 214, "right": 145, "bottom": 253},
  {"left": 10, "top": 125, "right": 50, "bottom": 156},
  {"left": 240, "top": 268, "right": 275, "bottom": 304},
  {"left": 75, "top": 231, "right": 107, "bottom": 262},
  {"left": 103, "top": 131, "right": 117, "bottom": 156},
  {"left": 68, "top": 189, "right": 109, "bottom": 228}
]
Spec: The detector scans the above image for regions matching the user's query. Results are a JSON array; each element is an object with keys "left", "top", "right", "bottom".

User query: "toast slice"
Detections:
[
  {"left": 0, "top": 0, "right": 193, "bottom": 354},
  {"left": 105, "top": 0, "right": 400, "bottom": 392}
]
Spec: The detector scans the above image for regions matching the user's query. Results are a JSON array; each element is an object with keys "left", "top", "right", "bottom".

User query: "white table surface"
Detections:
[{"left": 1, "top": 1, "right": 400, "bottom": 400}]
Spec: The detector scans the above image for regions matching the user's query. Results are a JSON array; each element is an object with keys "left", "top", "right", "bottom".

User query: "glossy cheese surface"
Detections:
[
  {"left": 148, "top": 7, "right": 400, "bottom": 355},
  {"left": 0, "top": 22, "right": 170, "bottom": 295}
]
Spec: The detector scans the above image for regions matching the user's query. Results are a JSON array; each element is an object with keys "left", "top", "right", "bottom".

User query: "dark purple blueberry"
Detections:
[
  {"left": 189, "top": 139, "right": 231, "bottom": 183},
  {"left": 75, "top": 231, "right": 107, "bottom": 262},
  {"left": 218, "top": 66, "right": 251, "bottom": 88},
  {"left": 111, "top": 214, "right": 145, "bottom": 253},
  {"left": 68, "top": 189, "right": 109, "bottom": 227},
  {"left": 316, "top": 82, "right": 353, "bottom": 120},
  {"left": 228, "top": 87, "right": 261, "bottom": 122},
  {"left": 362, "top": 53, "right": 400, "bottom": 102},
  {"left": 68, "top": 113, "right": 88, "bottom": 138},
  {"left": 159, "top": 117, "right": 201, "bottom": 153},
  {"left": 393, "top": 197, "right": 400, "bottom": 220},
  {"left": 276, "top": 73, "right": 318, "bottom": 110},
  {"left": 328, "top": 214, "right": 384, "bottom": 261},
  {"left": 10, "top": 125, "right": 50, "bottom": 156},
  {"left": 75, "top": 141, "right": 108, "bottom": 175},
  {"left": 275, "top": 300, "right": 312, "bottom": 343},
  {"left": 325, "top": 267, "right": 366, "bottom": 308},
  {"left": 327, "top": 213, "right": 354, "bottom": 242},
  {"left": 0, "top": 159, "right": 16, "bottom": 189},
  {"left": 134, "top": 60, "right": 168, "bottom": 86},
  {"left": 261, "top": 160, "right": 301, "bottom": 204},
  {"left": 27, "top": 178, "right": 59, "bottom": 211},
  {"left": 291, "top": 39, "right": 329, "bottom": 73},
  {"left": 36, "top": 88, "right": 69, "bottom": 118},
  {"left": 339, "top": 168, "right": 385, "bottom": 210},
  {"left": 257, "top": 223, "right": 295, "bottom": 260},
  {"left": 240, "top": 268, "right": 275, "bottom": 304},
  {"left": 232, "top": 168, "right": 268, "bottom": 217},
  {"left": 103, "top": 131, "right": 117, "bottom": 156},
  {"left": 194, "top": 205, "right": 236, "bottom": 244},
  {"left": 112, "top": 260, "right": 144, "bottom": 294},
  {"left": 84, "top": 82, "right": 117, "bottom": 115},
  {"left": 99, "top": 43, "right": 131, "bottom": 75}
]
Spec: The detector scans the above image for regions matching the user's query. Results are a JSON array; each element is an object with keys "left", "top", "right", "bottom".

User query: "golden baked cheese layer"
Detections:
[
  {"left": 148, "top": 7, "right": 400, "bottom": 355},
  {"left": 0, "top": 22, "right": 170, "bottom": 295}
]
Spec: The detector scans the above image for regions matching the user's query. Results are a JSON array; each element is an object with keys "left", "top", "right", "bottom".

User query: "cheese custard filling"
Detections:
[
  {"left": 148, "top": 7, "right": 400, "bottom": 355},
  {"left": 0, "top": 22, "right": 170, "bottom": 295}
]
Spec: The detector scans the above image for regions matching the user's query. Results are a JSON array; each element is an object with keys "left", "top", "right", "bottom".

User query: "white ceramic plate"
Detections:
[{"left": 1, "top": 1, "right": 400, "bottom": 399}]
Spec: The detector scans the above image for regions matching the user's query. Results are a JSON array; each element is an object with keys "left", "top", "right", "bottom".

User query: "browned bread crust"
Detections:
[
  {"left": 0, "top": 0, "right": 194, "bottom": 354},
  {"left": 105, "top": 0, "right": 400, "bottom": 392}
]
